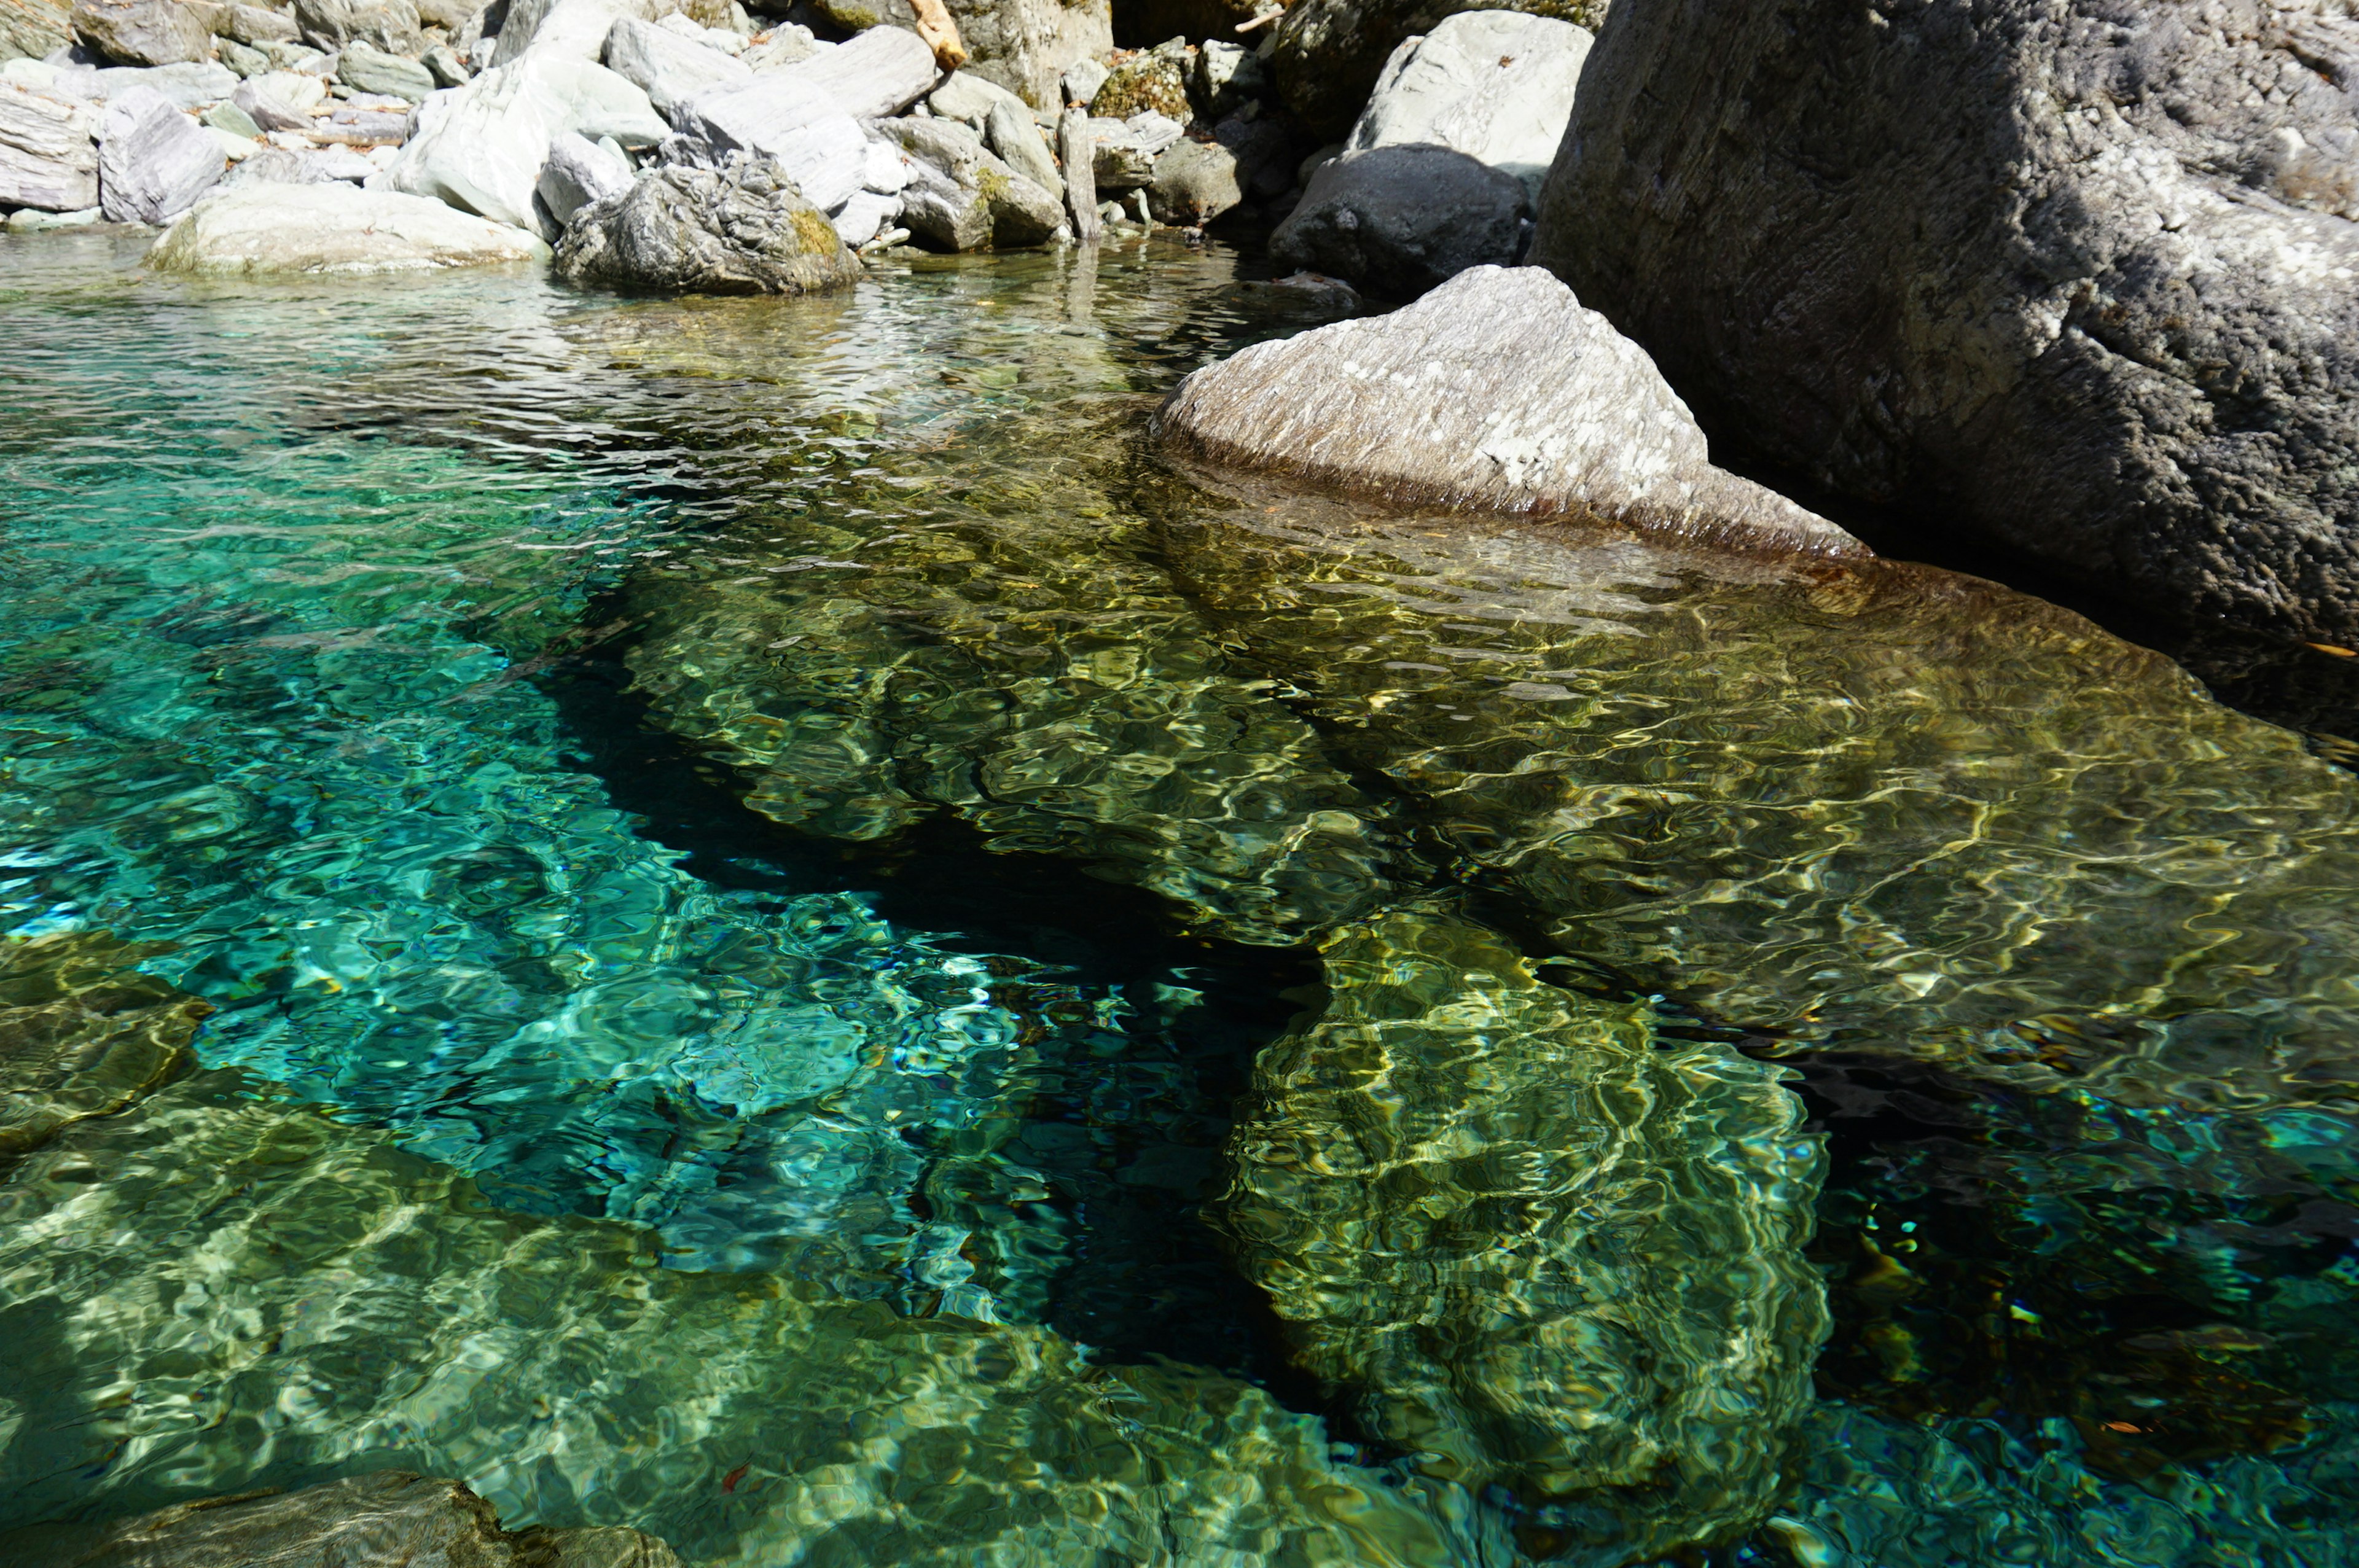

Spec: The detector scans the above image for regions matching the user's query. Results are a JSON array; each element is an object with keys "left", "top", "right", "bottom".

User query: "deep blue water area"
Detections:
[{"left": 6, "top": 228, "right": 2359, "bottom": 1566}]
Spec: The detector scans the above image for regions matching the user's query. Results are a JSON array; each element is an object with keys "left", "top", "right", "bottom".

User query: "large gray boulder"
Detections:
[
  {"left": 554, "top": 157, "right": 863, "bottom": 292},
  {"left": 602, "top": 12, "right": 746, "bottom": 114},
  {"left": 96, "top": 81, "right": 221, "bottom": 220},
  {"left": 148, "top": 181, "right": 550, "bottom": 268},
  {"left": 218, "top": 1, "right": 297, "bottom": 44},
  {"left": 882, "top": 110, "right": 1062, "bottom": 249},
  {"left": 670, "top": 23, "right": 933, "bottom": 158},
  {"left": 1345, "top": 8, "right": 1586, "bottom": 197},
  {"left": 219, "top": 140, "right": 375, "bottom": 182},
  {"left": 380, "top": 52, "right": 667, "bottom": 235},
  {"left": 56, "top": 57, "right": 238, "bottom": 106},
  {"left": 291, "top": 0, "right": 421, "bottom": 53},
  {"left": 0, "top": 1471, "right": 681, "bottom": 1567},
  {"left": 0, "top": 0, "right": 71, "bottom": 63},
  {"left": 1154, "top": 265, "right": 1864, "bottom": 558},
  {"left": 1270, "top": 0, "right": 1602, "bottom": 140},
  {"left": 1270, "top": 142, "right": 1526, "bottom": 300},
  {"left": 0, "top": 79, "right": 98, "bottom": 208},
  {"left": 334, "top": 36, "right": 433, "bottom": 99},
  {"left": 230, "top": 66, "right": 323, "bottom": 128},
  {"left": 808, "top": 0, "right": 1108, "bottom": 107},
  {"left": 1535, "top": 0, "right": 2359, "bottom": 644},
  {"left": 69, "top": 0, "right": 211, "bottom": 64}
]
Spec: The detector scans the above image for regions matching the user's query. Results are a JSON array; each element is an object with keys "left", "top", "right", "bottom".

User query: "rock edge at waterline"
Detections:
[
  {"left": 147, "top": 184, "right": 552, "bottom": 275},
  {"left": 1152, "top": 265, "right": 1868, "bottom": 559}
]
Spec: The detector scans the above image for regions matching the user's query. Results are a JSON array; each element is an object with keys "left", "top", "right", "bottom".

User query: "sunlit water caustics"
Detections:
[{"left": 5, "top": 228, "right": 2359, "bottom": 1566}]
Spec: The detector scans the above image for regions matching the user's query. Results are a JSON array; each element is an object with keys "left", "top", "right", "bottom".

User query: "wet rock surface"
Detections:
[
  {"left": 0, "top": 932, "right": 207, "bottom": 1159},
  {"left": 554, "top": 157, "right": 861, "bottom": 292},
  {"left": 1537, "top": 0, "right": 2359, "bottom": 644},
  {"left": 1219, "top": 908, "right": 1825, "bottom": 1562},
  {"left": 1156, "top": 264, "right": 1864, "bottom": 555}
]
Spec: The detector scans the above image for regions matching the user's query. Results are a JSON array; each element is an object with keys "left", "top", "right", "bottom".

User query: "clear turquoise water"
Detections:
[{"left": 4, "top": 229, "right": 2359, "bottom": 1565}]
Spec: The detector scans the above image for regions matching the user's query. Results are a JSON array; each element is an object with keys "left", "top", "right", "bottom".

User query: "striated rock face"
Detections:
[
  {"left": 1271, "top": 0, "right": 1603, "bottom": 139},
  {"left": 0, "top": 80, "right": 99, "bottom": 210},
  {"left": 98, "top": 83, "right": 222, "bottom": 222},
  {"left": 1155, "top": 265, "right": 1865, "bottom": 557},
  {"left": 0, "top": 932, "right": 207, "bottom": 1159},
  {"left": 151, "top": 182, "right": 552, "bottom": 270},
  {"left": 554, "top": 158, "right": 862, "bottom": 293},
  {"left": 0, "top": 0, "right": 69, "bottom": 61},
  {"left": 0, "top": 1472, "right": 683, "bottom": 1568},
  {"left": 291, "top": 0, "right": 422, "bottom": 53},
  {"left": 602, "top": 12, "right": 748, "bottom": 114},
  {"left": 1218, "top": 908, "right": 1826, "bottom": 1564},
  {"left": 71, "top": 0, "right": 211, "bottom": 64},
  {"left": 1536, "top": 0, "right": 2359, "bottom": 644}
]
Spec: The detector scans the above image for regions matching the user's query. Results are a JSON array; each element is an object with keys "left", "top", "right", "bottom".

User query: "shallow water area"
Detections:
[{"left": 2, "top": 227, "right": 2359, "bottom": 1566}]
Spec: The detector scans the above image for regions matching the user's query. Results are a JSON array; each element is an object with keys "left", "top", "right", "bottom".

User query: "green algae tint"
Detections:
[{"left": 2, "top": 228, "right": 2358, "bottom": 1567}]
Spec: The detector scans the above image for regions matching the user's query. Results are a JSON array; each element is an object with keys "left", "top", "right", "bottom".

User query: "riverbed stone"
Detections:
[
  {"left": 150, "top": 179, "right": 550, "bottom": 267},
  {"left": 1346, "top": 8, "right": 1586, "bottom": 197},
  {"left": 602, "top": 12, "right": 745, "bottom": 114},
  {"left": 982, "top": 93, "right": 1052, "bottom": 189},
  {"left": 883, "top": 109, "right": 1062, "bottom": 248},
  {"left": 0, "top": 932, "right": 208, "bottom": 1158},
  {"left": 231, "top": 64, "right": 321, "bottom": 125},
  {"left": 1190, "top": 35, "right": 1259, "bottom": 119},
  {"left": 334, "top": 36, "right": 431, "bottom": 97},
  {"left": 1269, "top": 143, "right": 1526, "bottom": 300},
  {"left": 71, "top": 0, "right": 212, "bottom": 64},
  {"left": 1144, "top": 133, "right": 1234, "bottom": 224},
  {"left": 291, "top": 0, "right": 420, "bottom": 52},
  {"left": 1535, "top": 0, "right": 2359, "bottom": 646},
  {"left": 1086, "top": 106, "right": 1176, "bottom": 189},
  {"left": 63, "top": 57, "right": 239, "bottom": 106},
  {"left": 0, "top": 78, "right": 99, "bottom": 208},
  {"left": 220, "top": 138, "right": 370, "bottom": 179},
  {"left": 554, "top": 157, "right": 860, "bottom": 292},
  {"left": 807, "top": 0, "right": 1106, "bottom": 108},
  {"left": 1218, "top": 908, "right": 1826, "bottom": 1562},
  {"left": 0, "top": 0, "right": 70, "bottom": 61},
  {"left": 0, "top": 1472, "right": 686, "bottom": 1567},
  {"left": 218, "top": 0, "right": 295, "bottom": 42},
  {"left": 97, "top": 82, "right": 222, "bottom": 220},
  {"left": 1270, "top": 0, "right": 1601, "bottom": 139},
  {"left": 534, "top": 123, "right": 627, "bottom": 221},
  {"left": 382, "top": 52, "right": 667, "bottom": 234},
  {"left": 1089, "top": 37, "right": 1186, "bottom": 119},
  {"left": 670, "top": 22, "right": 931, "bottom": 158},
  {"left": 1156, "top": 264, "right": 1864, "bottom": 555}
]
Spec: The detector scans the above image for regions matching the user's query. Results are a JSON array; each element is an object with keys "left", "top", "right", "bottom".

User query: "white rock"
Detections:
[
  {"left": 754, "top": 109, "right": 862, "bottom": 210},
  {"left": 1345, "top": 10, "right": 1590, "bottom": 197},
  {"left": 55, "top": 60, "right": 241, "bottom": 109},
  {"left": 653, "top": 10, "right": 741, "bottom": 54},
  {"left": 828, "top": 184, "right": 896, "bottom": 246},
  {"left": 858, "top": 133, "right": 905, "bottom": 193},
  {"left": 0, "top": 80, "right": 100, "bottom": 211},
  {"left": 6, "top": 204, "right": 103, "bottom": 230},
  {"left": 535, "top": 126, "right": 630, "bottom": 224},
  {"left": 148, "top": 181, "right": 551, "bottom": 270},
  {"left": 234, "top": 70, "right": 327, "bottom": 131},
  {"left": 98, "top": 84, "right": 222, "bottom": 222},
  {"left": 494, "top": 0, "right": 656, "bottom": 63},
  {"left": 926, "top": 67, "right": 1022, "bottom": 130},
  {"left": 381, "top": 53, "right": 666, "bottom": 235},
  {"left": 208, "top": 124, "right": 260, "bottom": 158},
  {"left": 1154, "top": 265, "right": 1866, "bottom": 559},
  {"left": 738, "top": 23, "right": 816, "bottom": 71},
  {"left": 603, "top": 14, "right": 748, "bottom": 118},
  {"left": 1, "top": 58, "right": 63, "bottom": 92},
  {"left": 673, "top": 25, "right": 933, "bottom": 158},
  {"left": 223, "top": 142, "right": 377, "bottom": 183}
]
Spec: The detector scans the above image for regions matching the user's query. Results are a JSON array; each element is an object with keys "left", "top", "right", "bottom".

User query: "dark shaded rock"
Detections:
[
  {"left": 0, "top": 1471, "right": 682, "bottom": 1567},
  {"left": 1189, "top": 34, "right": 1258, "bottom": 118},
  {"left": 1269, "top": 142, "right": 1525, "bottom": 300},
  {"left": 1144, "top": 132, "right": 1232, "bottom": 223},
  {"left": 1218, "top": 908, "right": 1825, "bottom": 1562},
  {"left": 1270, "top": 0, "right": 1601, "bottom": 139},
  {"left": 554, "top": 157, "right": 861, "bottom": 293},
  {"left": 71, "top": 0, "right": 213, "bottom": 64},
  {"left": 883, "top": 112, "right": 1062, "bottom": 248},
  {"left": 1154, "top": 264, "right": 1863, "bottom": 556},
  {"left": 1113, "top": 0, "right": 1254, "bottom": 50},
  {"left": 1535, "top": 0, "right": 2359, "bottom": 644},
  {"left": 291, "top": 0, "right": 420, "bottom": 53}
]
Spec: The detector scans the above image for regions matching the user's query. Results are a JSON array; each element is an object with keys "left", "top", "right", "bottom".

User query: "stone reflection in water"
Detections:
[
  {"left": 1157, "top": 493, "right": 2359, "bottom": 1108},
  {"left": 624, "top": 410, "right": 1402, "bottom": 948},
  {"left": 1218, "top": 907, "right": 1825, "bottom": 1562},
  {"left": 0, "top": 940, "right": 1508, "bottom": 1566}
]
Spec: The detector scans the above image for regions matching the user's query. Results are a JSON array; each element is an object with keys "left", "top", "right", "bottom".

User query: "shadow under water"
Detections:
[{"left": 3, "top": 228, "right": 2359, "bottom": 1567}]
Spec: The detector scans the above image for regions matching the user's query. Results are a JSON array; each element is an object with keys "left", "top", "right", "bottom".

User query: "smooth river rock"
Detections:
[
  {"left": 1536, "top": 0, "right": 2359, "bottom": 644},
  {"left": 1219, "top": 908, "right": 1825, "bottom": 1564},
  {"left": 671, "top": 23, "right": 934, "bottom": 159},
  {"left": 1155, "top": 264, "right": 1864, "bottom": 557},
  {"left": 0, "top": 79, "right": 99, "bottom": 209},
  {"left": 148, "top": 181, "right": 550, "bottom": 270},
  {"left": 0, "top": 1472, "right": 683, "bottom": 1567},
  {"left": 601, "top": 11, "right": 746, "bottom": 114},
  {"left": 554, "top": 158, "right": 861, "bottom": 294},
  {"left": 1270, "top": 0, "right": 1603, "bottom": 139},
  {"left": 97, "top": 82, "right": 221, "bottom": 222}
]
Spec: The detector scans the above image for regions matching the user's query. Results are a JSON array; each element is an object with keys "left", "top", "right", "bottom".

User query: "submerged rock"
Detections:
[
  {"left": 1270, "top": 0, "right": 1603, "bottom": 140},
  {"left": 1156, "top": 265, "right": 1864, "bottom": 556},
  {"left": 0, "top": 79, "right": 99, "bottom": 211},
  {"left": 1537, "top": 0, "right": 2359, "bottom": 644},
  {"left": 1219, "top": 908, "right": 1825, "bottom": 1562},
  {"left": 0, "top": 932, "right": 208, "bottom": 1159},
  {"left": 0, "top": 1472, "right": 683, "bottom": 1567},
  {"left": 553, "top": 157, "right": 861, "bottom": 293},
  {"left": 148, "top": 181, "right": 550, "bottom": 270}
]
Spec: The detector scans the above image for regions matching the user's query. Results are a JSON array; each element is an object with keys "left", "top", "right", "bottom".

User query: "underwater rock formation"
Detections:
[
  {"left": 1217, "top": 908, "right": 1826, "bottom": 1564},
  {"left": 0, "top": 1068, "right": 1507, "bottom": 1567},
  {"left": 0, "top": 930, "right": 208, "bottom": 1158}
]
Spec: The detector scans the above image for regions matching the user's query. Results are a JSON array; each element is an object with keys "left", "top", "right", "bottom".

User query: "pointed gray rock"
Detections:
[
  {"left": 97, "top": 80, "right": 221, "bottom": 220},
  {"left": 602, "top": 12, "right": 745, "bottom": 115},
  {"left": 1154, "top": 265, "right": 1866, "bottom": 560},
  {"left": 535, "top": 125, "right": 627, "bottom": 223}
]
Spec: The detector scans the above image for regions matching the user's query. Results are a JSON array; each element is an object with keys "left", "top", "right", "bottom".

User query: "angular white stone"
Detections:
[
  {"left": 858, "top": 132, "right": 906, "bottom": 193},
  {"left": 495, "top": 0, "right": 655, "bottom": 63},
  {"left": 603, "top": 13, "right": 748, "bottom": 117},
  {"left": 673, "top": 25, "right": 933, "bottom": 158},
  {"left": 535, "top": 126, "right": 630, "bottom": 224},
  {"left": 233, "top": 70, "right": 328, "bottom": 131},
  {"left": 149, "top": 181, "right": 550, "bottom": 270},
  {"left": 1345, "top": 10, "right": 1590, "bottom": 197},
  {"left": 98, "top": 82, "right": 222, "bottom": 222},
  {"left": 0, "top": 80, "right": 100, "bottom": 211},
  {"left": 380, "top": 53, "right": 666, "bottom": 234},
  {"left": 828, "top": 184, "right": 896, "bottom": 246},
  {"left": 1156, "top": 265, "right": 1866, "bottom": 559}
]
